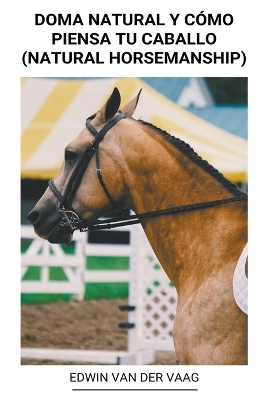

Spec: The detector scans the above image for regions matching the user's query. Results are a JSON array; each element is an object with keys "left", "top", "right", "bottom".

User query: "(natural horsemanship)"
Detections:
[{"left": 27, "top": 88, "right": 248, "bottom": 365}]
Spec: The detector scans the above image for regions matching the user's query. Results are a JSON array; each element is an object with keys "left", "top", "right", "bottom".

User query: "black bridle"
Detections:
[
  {"left": 48, "top": 112, "right": 127, "bottom": 230},
  {"left": 48, "top": 113, "right": 248, "bottom": 232}
]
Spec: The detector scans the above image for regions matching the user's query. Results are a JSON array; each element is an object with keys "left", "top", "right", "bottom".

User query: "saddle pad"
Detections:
[{"left": 233, "top": 243, "right": 248, "bottom": 315}]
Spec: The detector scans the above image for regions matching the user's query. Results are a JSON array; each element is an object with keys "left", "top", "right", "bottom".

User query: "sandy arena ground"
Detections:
[{"left": 21, "top": 299, "right": 177, "bottom": 365}]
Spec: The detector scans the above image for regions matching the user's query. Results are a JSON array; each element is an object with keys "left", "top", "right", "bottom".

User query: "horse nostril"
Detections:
[{"left": 27, "top": 211, "right": 39, "bottom": 225}]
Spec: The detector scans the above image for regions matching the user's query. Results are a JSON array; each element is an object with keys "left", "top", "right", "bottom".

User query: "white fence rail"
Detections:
[
  {"left": 21, "top": 226, "right": 130, "bottom": 299},
  {"left": 21, "top": 223, "right": 177, "bottom": 364},
  {"left": 21, "top": 226, "right": 87, "bottom": 300}
]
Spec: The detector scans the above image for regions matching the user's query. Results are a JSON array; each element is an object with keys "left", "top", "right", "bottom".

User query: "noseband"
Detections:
[
  {"left": 48, "top": 113, "right": 248, "bottom": 232},
  {"left": 48, "top": 112, "right": 127, "bottom": 230}
]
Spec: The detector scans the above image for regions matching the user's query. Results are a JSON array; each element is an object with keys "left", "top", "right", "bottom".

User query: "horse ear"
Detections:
[
  {"left": 105, "top": 87, "right": 121, "bottom": 120},
  {"left": 94, "top": 87, "right": 121, "bottom": 125},
  {"left": 121, "top": 89, "right": 142, "bottom": 116}
]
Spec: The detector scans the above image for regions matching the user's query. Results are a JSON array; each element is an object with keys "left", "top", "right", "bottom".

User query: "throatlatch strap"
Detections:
[{"left": 95, "top": 141, "right": 117, "bottom": 207}]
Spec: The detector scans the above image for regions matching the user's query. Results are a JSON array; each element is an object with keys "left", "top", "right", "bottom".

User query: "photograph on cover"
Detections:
[{"left": 21, "top": 77, "right": 247, "bottom": 365}]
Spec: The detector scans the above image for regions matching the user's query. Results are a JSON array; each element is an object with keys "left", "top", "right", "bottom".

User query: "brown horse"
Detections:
[{"left": 27, "top": 88, "right": 248, "bottom": 365}]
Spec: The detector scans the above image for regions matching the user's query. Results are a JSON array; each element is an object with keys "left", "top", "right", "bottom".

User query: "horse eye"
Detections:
[{"left": 65, "top": 150, "right": 77, "bottom": 164}]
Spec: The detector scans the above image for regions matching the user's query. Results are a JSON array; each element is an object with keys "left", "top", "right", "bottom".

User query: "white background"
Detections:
[{"left": 1, "top": 1, "right": 266, "bottom": 399}]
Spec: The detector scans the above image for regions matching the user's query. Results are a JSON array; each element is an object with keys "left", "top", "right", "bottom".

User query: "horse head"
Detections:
[{"left": 27, "top": 87, "right": 141, "bottom": 243}]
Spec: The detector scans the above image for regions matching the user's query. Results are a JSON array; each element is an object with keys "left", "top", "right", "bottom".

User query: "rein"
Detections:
[
  {"left": 48, "top": 113, "right": 248, "bottom": 232},
  {"left": 77, "top": 195, "right": 248, "bottom": 231}
]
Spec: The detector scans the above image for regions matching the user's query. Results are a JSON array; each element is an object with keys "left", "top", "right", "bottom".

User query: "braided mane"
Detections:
[{"left": 138, "top": 119, "right": 243, "bottom": 197}]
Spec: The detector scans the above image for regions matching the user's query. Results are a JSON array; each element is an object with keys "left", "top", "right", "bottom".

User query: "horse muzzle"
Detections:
[{"left": 27, "top": 206, "right": 74, "bottom": 244}]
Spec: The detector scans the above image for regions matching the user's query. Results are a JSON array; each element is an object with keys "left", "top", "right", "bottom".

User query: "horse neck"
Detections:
[
  {"left": 124, "top": 123, "right": 237, "bottom": 215},
  {"left": 122, "top": 123, "right": 246, "bottom": 289}
]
